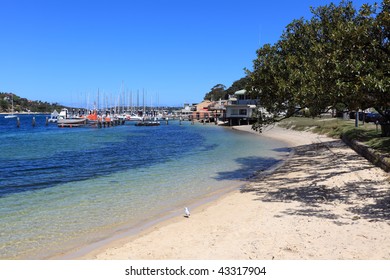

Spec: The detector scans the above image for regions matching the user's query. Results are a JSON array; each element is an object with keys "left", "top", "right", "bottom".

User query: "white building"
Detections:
[{"left": 225, "top": 89, "right": 259, "bottom": 125}]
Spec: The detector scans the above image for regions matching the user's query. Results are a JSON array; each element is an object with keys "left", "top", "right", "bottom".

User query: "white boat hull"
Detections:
[{"left": 57, "top": 118, "right": 87, "bottom": 127}]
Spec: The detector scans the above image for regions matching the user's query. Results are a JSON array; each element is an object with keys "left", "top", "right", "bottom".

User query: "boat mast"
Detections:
[
  {"left": 97, "top": 88, "right": 100, "bottom": 113},
  {"left": 137, "top": 90, "right": 139, "bottom": 113}
]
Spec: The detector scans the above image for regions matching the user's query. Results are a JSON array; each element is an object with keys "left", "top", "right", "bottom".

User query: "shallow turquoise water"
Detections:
[{"left": 0, "top": 116, "right": 288, "bottom": 259}]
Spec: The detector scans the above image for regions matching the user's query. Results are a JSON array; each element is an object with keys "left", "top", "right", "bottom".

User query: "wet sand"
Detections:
[{"left": 81, "top": 125, "right": 390, "bottom": 260}]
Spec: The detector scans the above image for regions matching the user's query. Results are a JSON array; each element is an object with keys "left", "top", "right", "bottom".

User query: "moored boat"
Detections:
[
  {"left": 123, "top": 113, "right": 143, "bottom": 122},
  {"left": 57, "top": 108, "right": 87, "bottom": 127},
  {"left": 135, "top": 120, "right": 160, "bottom": 126}
]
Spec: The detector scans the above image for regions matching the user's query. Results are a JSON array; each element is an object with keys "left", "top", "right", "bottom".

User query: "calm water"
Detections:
[{"left": 0, "top": 115, "right": 288, "bottom": 259}]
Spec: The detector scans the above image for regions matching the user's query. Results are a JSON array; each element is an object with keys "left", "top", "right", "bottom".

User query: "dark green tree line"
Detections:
[
  {"left": 0, "top": 92, "right": 63, "bottom": 113},
  {"left": 204, "top": 84, "right": 227, "bottom": 101}
]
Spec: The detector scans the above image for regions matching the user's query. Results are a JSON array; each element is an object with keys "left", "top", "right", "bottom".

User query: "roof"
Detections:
[
  {"left": 234, "top": 89, "right": 247, "bottom": 95},
  {"left": 226, "top": 104, "right": 256, "bottom": 109}
]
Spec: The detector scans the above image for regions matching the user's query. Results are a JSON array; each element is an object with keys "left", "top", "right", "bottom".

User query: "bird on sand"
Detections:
[{"left": 184, "top": 207, "right": 190, "bottom": 218}]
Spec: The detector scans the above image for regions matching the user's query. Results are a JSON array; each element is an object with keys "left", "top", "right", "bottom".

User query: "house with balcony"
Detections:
[{"left": 225, "top": 89, "right": 259, "bottom": 126}]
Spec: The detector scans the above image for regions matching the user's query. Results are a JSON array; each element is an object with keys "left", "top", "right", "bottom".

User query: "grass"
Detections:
[{"left": 278, "top": 117, "right": 390, "bottom": 162}]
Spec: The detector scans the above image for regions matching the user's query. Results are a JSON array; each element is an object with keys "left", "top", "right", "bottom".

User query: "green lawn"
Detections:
[{"left": 278, "top": 117, "right": 390, "bottom": 156}]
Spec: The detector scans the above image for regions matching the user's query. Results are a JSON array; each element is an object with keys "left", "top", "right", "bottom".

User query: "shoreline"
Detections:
[
  {"left": 57, "top": 125, "right": 290, "bottom": 260},
  {"left": 79, "top": 125, "right": 390, "bottom": 260},
  {"left": 0, "top": 112, "right": 48, "bottom": 115},
  {"left": 57, "top": 182, "right": 245, "bottom": 260}
]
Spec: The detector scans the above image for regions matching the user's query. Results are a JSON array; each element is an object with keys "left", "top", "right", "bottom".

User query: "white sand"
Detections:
[{"left": 81, "top": 125, "right": 390, "bottom": 260}]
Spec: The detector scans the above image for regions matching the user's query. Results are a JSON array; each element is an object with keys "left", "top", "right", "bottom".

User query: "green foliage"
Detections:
[
  {"left": 225, "top": 76, "right": 251, "bottom": 97},
  {"left": 279, "top": 116, "right": 390, "bottom": 155},
  {"left": 204, "top": 84, "right": 227, "bottom": 101},
  {"left": 0, "top": 92, "right": 64, "bottom": 113},
  {"left": 247, "top": 0, "right": 390, "bottom": 132},
  {"left": 0, "top": 99, "right": 8, "bottom": 111},
  {"left": 365, "top": 137, "right": 390, "bottom": 154},
  {"left": 203, "top": 76, "right": 252, "bottom": 101}
]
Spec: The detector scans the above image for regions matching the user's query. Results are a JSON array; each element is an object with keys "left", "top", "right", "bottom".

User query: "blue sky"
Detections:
[{"left": 1, "top": 0, "right": 378, "bottom": 107}]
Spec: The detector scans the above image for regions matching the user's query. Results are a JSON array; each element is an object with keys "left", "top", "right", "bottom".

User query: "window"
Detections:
[
  {"left": 239, "top": 109, "right": 247, "bottom": 115},
  {"left": 231, "top": 109, "right": 239, "bottom": 115}
]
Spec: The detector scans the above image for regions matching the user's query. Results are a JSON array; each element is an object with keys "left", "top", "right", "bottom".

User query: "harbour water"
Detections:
[{"left": 0, "top": 115, "right": 288, "bottom": 259}]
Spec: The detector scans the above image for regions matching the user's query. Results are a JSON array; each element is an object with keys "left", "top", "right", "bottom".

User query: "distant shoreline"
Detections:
[{"left": 0, "top": 112, "right": 50, "bottom": 115}]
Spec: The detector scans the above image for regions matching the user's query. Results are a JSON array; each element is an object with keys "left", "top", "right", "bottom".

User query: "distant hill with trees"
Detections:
[
  {"left": 0, "top": 92, "right": 64, "bottom": 113},
  {"left": 203, "top": 76, "right": 251, "bottom": 101}
]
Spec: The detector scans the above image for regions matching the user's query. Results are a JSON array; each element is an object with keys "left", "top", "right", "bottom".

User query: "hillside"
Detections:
[{"left": 0, "top": 92, "right": 64, "bottom": 113}]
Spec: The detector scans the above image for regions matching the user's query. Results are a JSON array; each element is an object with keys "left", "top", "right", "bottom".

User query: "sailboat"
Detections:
[{"left": 4, "top": 95, "right": 17, "bottom": 118}]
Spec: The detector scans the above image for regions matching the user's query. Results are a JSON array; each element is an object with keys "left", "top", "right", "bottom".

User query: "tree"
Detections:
[
  {"left": 247, "top": 0, "right": 389, "bottom": 135},
  {"left": 0, "top": 99, "right": 8, "bottom": 112},
  {"left": 204, "top": 84, "right": 227, "bottom": 101},
  {"left": 225, "top": 76, "right": 251, "bottom": 97},
  {"left": 204, "top": 78, "right": 252, "bottom": 102}
]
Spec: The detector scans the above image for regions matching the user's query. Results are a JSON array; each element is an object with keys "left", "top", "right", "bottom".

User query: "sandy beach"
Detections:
[{"left": 81, "top": 125, "right": 390, "bottom": 260}]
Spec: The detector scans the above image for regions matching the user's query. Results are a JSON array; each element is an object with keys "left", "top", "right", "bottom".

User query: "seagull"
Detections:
[{"left": 184, "top": 207, "right": 190, "bottom": 218}]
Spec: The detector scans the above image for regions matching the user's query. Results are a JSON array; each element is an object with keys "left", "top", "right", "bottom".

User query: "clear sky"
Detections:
[{"left": 0, "top": 0, "right": 378, "bottom": 107}]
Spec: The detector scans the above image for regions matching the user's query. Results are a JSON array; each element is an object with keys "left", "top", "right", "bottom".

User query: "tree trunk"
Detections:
[{"left": 380, "top": 124, "right": 390, "bottom": 137}]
